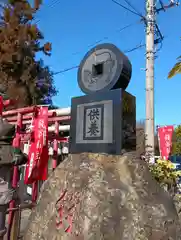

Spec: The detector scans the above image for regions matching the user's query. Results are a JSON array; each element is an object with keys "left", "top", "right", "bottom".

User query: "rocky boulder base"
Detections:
[{"left": 24, "top": 152, "right": 181, "bottom": 240}]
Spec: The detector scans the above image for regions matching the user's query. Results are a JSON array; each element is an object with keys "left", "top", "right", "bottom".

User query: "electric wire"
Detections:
[
  {"left": 72, "top": 21, "right": 141, "bottom": 56},
  {"left": 154, "top": 41, "right": 163, "bottom": 59},
  {"left": 52, "top": 43, "right": 145, "bottom": 76},
  {"left": 52, "top": 18, "right": 144, "bottom": 75},
  {"left": 53, "top": 37, "right": 165, "bottom": 76},
  {"left": 34, "top": 0, "right": 61, "bottom": 24},
  {"left": 111, "top": 0, "right": 144, "bottom": 18},
  {"left": 122, "top": 0, "right": 144, "bottom": 17},
  {"left": 31, "top": 0, "right": 161, "bottom": 75},
  {"left": 124, "top": 43, "right": 145, "bottom": 53},
  {"left": 53, "top": 66, "right": 79, "bottom": 76}
]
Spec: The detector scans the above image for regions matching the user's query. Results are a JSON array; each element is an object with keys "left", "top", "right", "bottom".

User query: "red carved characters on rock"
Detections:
[{"left": 55, "top": 190, "right": 80, "bottom": 234}]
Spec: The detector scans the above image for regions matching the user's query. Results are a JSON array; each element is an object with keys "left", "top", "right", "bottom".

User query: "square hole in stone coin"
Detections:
[{"left": 92, "top": 62, "right": 104, "bottom": 77}]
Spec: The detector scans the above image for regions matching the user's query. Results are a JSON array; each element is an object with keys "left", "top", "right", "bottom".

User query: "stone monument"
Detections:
[
  {"left": 70, "top": 43, "right": 136, "bottom": 154},
  {"left": 24, "top": 43, "right": 181, "bottom": 240},
  {"left": 24, "top": 153, "right": 181, "bottom": 240}
]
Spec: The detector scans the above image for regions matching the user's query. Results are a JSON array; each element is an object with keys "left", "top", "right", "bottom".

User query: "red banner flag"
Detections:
[
  {"left": 158, "top": 125, "right": 174, "bottom": 160},
  {"left": 24, "top": 107, "right": 49, "bottom": 184}
]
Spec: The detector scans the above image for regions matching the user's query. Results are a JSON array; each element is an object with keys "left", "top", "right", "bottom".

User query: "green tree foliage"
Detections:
[
  {"left": 171, "top": 125, "right": 181, "bottom": 155},
  {"left": 0, "top": 0, "right": 57, "bottom": 107}
]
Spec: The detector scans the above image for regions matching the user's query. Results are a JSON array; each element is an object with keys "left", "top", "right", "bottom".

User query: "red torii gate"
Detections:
[{"left": 0, "top": 102, "right": 71, "bottom": 239}]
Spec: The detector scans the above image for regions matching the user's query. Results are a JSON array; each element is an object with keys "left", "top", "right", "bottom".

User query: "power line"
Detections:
[
  {"left": 34, "top": 0, "right": 61, "bottom": 24},
  {"left": 53, "top": 33, "right": 165, "bottom": 76},
  {"left": 124, "top": 43, "right": 145, "bottom": 53},
  {"left": 53, "top": 66, "right": 79, "bottom": 76},
  {"left": 72, "top": 21, "right": 141, "bottom": 56},
  {"left": 52, "top": 42, "right": 145, "bottom": 76},
  {"left": 111, "top": 0, "right": 144, "bottom": 18},
  {"left": 52, "top": 15, "right": 145, "bottom": 75},
  {"left": 0, "top": 0, "right": 60, "bottom": 25},
  {"left": 31, "top": 3, "right": 145, "bottom": 76},
  {"left": 155, "top": 41, "right": 163, "bottom": 57},
  {"left": 122, "top": 0, "right": 144, "bottom": 17}
]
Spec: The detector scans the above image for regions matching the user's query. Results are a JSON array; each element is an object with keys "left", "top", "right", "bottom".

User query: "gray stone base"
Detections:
[{"left": 70, "top": 89, "right": 136, "bottom": 154}]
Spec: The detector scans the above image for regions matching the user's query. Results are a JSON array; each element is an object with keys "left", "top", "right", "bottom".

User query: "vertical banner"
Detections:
[
  {"left": 158, "top": 125, "right": 174, "bottom": 160},
  {"left": 24, "top": 107, "right": 49, "bottom": 184}
]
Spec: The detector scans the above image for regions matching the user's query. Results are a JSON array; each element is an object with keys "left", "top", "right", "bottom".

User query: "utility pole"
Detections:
[
  {"left": 145, "top": 0, "right": 179, "bottom": 162},
  {"left": 145, "top": 0, "right": 155, "bottom": 162}
]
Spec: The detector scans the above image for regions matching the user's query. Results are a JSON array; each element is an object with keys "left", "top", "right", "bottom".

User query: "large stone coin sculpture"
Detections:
[
  {"left": 78, "top": 43, "right": 132, "bottom": 94},
  {"left": 24, "top": 152, "right": 181, "bottom": 240}
]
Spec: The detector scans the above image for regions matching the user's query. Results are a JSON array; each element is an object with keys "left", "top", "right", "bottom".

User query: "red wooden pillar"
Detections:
[
  {"left": 8, "top": 113, "right": 22, "bottom": 239},
  {"left": 52, "top": 121, "right": 59, "bottom": 170}
]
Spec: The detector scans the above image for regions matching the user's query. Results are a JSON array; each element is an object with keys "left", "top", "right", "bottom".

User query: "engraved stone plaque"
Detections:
[
  {"left": 83, "top": 104, "right": 104, "bottom": 140},
  {"left": 70, "top": 89, "right": 136, "bottom": 154},
  {"left": 70, "top": 89, "right": 121, "bottom": 154},
  {"left": 76, "top": 101, "right": 113, "bottom": 144}
]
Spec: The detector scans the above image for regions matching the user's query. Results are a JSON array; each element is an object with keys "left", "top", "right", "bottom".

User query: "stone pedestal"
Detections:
[{"left": 70, "top": 89, "right": 136, "bottom": 154}]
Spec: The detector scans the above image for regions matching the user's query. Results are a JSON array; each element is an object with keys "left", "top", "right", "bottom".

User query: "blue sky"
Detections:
[{"left": 34, "top": 0, "right": 181, "bottom": 126}]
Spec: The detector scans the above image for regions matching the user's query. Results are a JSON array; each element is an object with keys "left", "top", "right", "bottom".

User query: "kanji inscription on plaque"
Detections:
[
  {"left": 83, "top": 104, "right": 104, "bottom": 140},
  {"left": 75, "top": 100, "right": 113, "bottom": 144}
]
